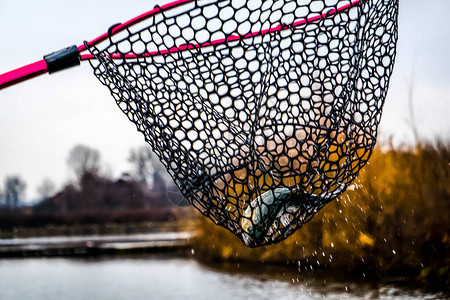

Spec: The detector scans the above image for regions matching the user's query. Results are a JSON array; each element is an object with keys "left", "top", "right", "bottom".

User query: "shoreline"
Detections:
[
  {"left": 0, "top": 231, "right": 194, "bottom": 258},
  {"left": 1, "top": 231, "right": 448, "bottom": 293}
]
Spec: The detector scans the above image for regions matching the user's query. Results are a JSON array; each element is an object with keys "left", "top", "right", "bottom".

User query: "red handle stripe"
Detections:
[
  {"left": 0, "top": 0, "right": 360, "bottom": 89},
  {"left": 80, "top": 0, "right": 360, "bottom": 60}
]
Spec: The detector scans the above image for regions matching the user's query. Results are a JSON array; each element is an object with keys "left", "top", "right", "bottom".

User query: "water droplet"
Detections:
[
  {"left": 331, "top": 243, "right": 334, "bottom": 247},
  {"left": 191, "top": 249, "right": 195, "bottom": 255},
  {"left": 392, "top": 250, "right": 396, "bottom": 255}
]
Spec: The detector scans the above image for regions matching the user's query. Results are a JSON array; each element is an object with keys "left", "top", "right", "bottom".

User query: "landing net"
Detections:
[{"left": 87, "top": 0, "right": 399, "bottom": 247}]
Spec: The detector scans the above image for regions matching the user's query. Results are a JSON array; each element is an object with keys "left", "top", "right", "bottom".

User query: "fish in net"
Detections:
[
  {"left": 0, "top": 0, "right": 399, "bottom": 247},
  {"left": 87, "top": 0, "right": 399, "bottom": 247}
]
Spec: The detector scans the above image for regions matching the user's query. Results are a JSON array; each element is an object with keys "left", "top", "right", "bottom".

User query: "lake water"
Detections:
[{"left": 0, "top": 255, "right": 444, "bottom": 300}]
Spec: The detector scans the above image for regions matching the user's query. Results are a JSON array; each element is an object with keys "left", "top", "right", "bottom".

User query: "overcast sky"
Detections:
[{"left": 0, "top": 0, "right": 449, "bottom": 202}]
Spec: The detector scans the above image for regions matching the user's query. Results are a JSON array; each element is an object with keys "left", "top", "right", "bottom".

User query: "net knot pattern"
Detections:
[{"left": 88, "top": 0, "right": 399, "bottom": 247}]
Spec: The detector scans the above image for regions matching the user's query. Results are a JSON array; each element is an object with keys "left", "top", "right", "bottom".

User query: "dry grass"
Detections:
[{"left": 192, "top": 140, "right": 450, "bottom": 289}]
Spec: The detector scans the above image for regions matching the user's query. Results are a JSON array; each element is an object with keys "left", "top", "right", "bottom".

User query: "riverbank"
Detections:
[
  {"left": 1, "top": 226, "right": 447, "bottom": 294},
  {"left": 0, "top": 217, "right": 197, "bottom": 257},
  {"left": 191, "top": 142, "right": 450, "bottom": 291},
  {"left": 0, "top": 226, "right": 448, "bottom": 294},
  {"left": 1, "top": 141, "right": 448, "bottom": 292},
  {"left": 0, "top": 231, "right": 193, "bottom": 258},
  {"left": 3, "top": 255, "right": 447, "bottom": 300}
]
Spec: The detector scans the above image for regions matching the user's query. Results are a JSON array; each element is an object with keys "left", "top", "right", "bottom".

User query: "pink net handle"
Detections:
[{"left": 0, "top": 60, "right": 48, "bottom": 89}]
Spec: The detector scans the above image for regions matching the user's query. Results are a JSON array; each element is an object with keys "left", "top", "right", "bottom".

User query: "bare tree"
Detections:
[
  {"left": 3, "top": 176, "right": 26, "bottom": 209},
  {"left": 0, "top": 185, "right": 4, "bottom": 208},
  {"left": 128, "top": 146, "right": 164, "bottom": 185},
  {"left": 37, "top": 178, "right": 56, "bottom": 200},
  {"left": 405, "top": 66, "right": 420, "bottom": 145},
  {"left": 67, "top": 144, "right": 101, "bottom": 179}
]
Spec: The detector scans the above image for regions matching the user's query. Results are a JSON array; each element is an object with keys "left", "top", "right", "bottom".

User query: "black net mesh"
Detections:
[{"left": 87, "top": 0, "right": 399, "bottom": 247}]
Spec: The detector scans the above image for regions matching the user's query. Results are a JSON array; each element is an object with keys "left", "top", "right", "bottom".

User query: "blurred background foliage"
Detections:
[
  {"left": 192, "top": 140, "right": 450, "bottom": 289},
  {"left": 1, "top": 140, "right": 448, "bottom": 289}
]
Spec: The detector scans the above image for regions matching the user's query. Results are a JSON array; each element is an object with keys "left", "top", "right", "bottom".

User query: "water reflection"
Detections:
[{"left": 0, "top": 256, "right": 444, "bottom": 300}]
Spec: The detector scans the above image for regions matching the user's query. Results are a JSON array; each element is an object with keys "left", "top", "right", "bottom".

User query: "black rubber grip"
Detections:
[{"left": 44, "top": 45, "right": 80, "bottom": 74}]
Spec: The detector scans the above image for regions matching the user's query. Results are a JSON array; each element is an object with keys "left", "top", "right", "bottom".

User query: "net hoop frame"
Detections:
[{"left": 0, "top": 0, "right": 360, "bottom": 89}]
